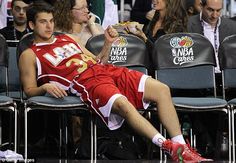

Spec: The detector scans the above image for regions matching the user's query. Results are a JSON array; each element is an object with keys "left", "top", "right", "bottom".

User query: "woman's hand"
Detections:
[
  {"left": 88, "top": 14, "right": 96, "bottom": 26},
  {"left": 124, "top": 22, "right": 147, "bottom": 42}
]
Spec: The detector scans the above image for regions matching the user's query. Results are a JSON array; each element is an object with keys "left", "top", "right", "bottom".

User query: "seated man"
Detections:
[{"left": 19, "top": 1, "right": 211, "bottom": 162}]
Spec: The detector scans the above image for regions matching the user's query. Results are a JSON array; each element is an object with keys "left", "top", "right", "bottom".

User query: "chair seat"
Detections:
[
  {"left": 228, "top": 98, "right": 236, "bottom": 105},
  {"left": 172, "top": 97, "right": 227, "bottom": 110},
  {"left": 0, "top": 91, "right": 27, "bottom": 100},
  {"left": 26, "top": 95, "right": 87, "bottom": 110},
  {"left": 0, "top": 95, "right": 15, "bottom": 112}
]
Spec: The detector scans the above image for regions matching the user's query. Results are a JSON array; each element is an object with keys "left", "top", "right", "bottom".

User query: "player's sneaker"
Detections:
[
  {"left": 182, "top": 143, "right": 213, "bottom": 162},
  {"left": 162, "top": 139, "right": 184, "bottom": 162}
]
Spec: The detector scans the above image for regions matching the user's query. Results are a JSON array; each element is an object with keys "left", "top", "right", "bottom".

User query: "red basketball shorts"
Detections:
[{"left": 70, "top": 64, "right": 150, "bottom": 130}]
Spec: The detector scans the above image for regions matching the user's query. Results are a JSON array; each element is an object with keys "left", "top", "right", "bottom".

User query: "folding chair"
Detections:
[
  {"left": 0, "top": 34, "right": 17, "bottom": 152},
  {"left": 219, "top": 34, "right": 236, "bottom": 161},
  {"left": 86, "top": 33, "right": 150, "bottom": 72},
  {"left": 17, "top": 33, "right": 93, "bottom": 160},
  {"left": 152, "top": 33, "right": 231, "bottom": 161},
  {"left": 7, "top": 44, "right": 25, "bottom": 101},
  {"left": 86, "top": 33, "right": 158, "bottom": 160}
]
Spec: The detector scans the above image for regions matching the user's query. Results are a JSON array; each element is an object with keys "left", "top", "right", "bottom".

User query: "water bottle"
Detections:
[
  {"left": 181, "top": 115, "right": 191, "bottom": 140},
  {"left": 220, "top": 132, "right": 229, "bottom": 158}
]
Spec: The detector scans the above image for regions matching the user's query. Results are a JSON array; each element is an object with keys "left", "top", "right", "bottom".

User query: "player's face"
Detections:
[{"left": 30, "top": 12, "right": 54, "bottom": 42}]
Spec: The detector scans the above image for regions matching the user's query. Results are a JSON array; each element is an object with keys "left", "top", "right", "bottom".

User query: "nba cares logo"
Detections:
[
  {"left": 170, "top": 36, "right": 195, "bottom": 65},
  {"left": 170, "top": 36, "right": 194, "bottom": 48},
  {"left": 109, "top": 36, "right": 128, "bottom": 64}
]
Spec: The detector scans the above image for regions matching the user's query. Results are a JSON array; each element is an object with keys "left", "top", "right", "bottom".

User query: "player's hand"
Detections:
[
  {"left": 104, "top": 25, "right": 119, "bottom": 43},
  {"left": 42, "top": 83, "right": 68, "bottom": 98}
]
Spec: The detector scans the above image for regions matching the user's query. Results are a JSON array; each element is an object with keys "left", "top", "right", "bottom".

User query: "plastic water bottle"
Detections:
[
  {"left": 181, "top": 115, "right": 191, "bottom": 140},
  {"left": 220, "top": 132, "right": 229, "bottom": 158}
]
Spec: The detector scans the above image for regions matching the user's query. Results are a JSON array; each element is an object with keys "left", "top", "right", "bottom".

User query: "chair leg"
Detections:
[
  {"left": 59, "top": 113, "right": 62, "bottom": 158},
  {"left": 159, "top": 123, "right": 168, "bottom": 161},
  {"left": 228, "top": 108, "right": 232, "bottom": 162},
  {"left": 93, "top": 115, "right": 97, "bottom": 163},
  {"left": 90, "top": 114, "right": 94, "bottom": 163},
  {"left": 0, "top": 112, "right": 2, "bottom": 146},
  {"left": 65, "top": 114, "right": 68, "bottom": 158},
  {"left": 24, "top": 105, "right": 28, "bottom": 160},
  {"left": 232, "top": 108, "right": 235, "bottom": 161},
  {"left": 14, "top": 107, "right": 17, "bottom": 152},
  {"left": 60, "top": 112, "right": 68, "bottom": 158}
]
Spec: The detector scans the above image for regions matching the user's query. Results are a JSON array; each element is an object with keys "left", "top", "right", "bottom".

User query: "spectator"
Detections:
[
  {"left": 124, "top": 0, "right": 188, "bottom": 77},
  {"left": 187, "top": 0, "right": 236, "bottom": 74},
  {"left": 145, "top": 0, "right": 188, "bottom": 44},
  {"left": 19, "top": 1, "right": 212, "bottom": 162},
  {"left": 54, "top": 0, "right": 103, "bottom": 46},
  {"left": 185, "top": 0, "right": 202, "bottom": 16},
  {"left": 0, "top": 0, "right": 30, "bottom": 46},
  {"left": 127, "top": 0, "right": 188, "bottom": 44}
]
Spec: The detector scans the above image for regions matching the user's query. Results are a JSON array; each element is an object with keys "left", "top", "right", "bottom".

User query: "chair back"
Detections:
[
  {"left": 0, "top": 34, "right": 8, "bottom": 94},
  {"left": 0, "top": 34, "right": 8, "bottom": 67},
  {"left": 153, "top": 33, "right": 216, "bottom": 93},
  {"left": 17, "top": 32, "right": 34, "bottom": 59},
  {"left": 85, "top": 33, "right": 150, "bottom": 73},
  {"left": 219, "top": 34, "right": 236, "bottom": 99},
  {"left": 8, "top": 45, "right": 24, "bottom": 99}
]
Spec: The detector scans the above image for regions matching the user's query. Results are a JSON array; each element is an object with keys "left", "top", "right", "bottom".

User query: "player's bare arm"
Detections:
[
  {"left": 96, "top": 25, "right": 119, "bottom": 63},
  {"left": 68, "top": 26, "right": 118, "bottom": 63},
  {"left": 19, "top": 49, "right": 67, "bottom": 98}
]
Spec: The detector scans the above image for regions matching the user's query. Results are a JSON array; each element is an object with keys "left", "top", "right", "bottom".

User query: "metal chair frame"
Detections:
[
  {"left": 219, "top": 34, "right": 236, "bottom": 161},
  {"left": 0, "top": 34, "right": 17, "bottom": 152},
  {"left": 153, "top": 33, "right": 231, "bottom": 161}
]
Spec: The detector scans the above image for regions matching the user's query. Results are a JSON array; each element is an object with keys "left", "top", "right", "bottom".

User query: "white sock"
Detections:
[
  {"left": 171, "top": 135, "right": 186, "bottom": 144},
  {"left": 152, "top": 133, "right": 166, "bottom": 147}
]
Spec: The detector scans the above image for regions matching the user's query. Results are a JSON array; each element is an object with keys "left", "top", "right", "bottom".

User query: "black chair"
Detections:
[
  {"left": 219, "top": 34, "right": 236, "bottom": 161},
  {"left": 152, "top": 33, "right": 231, "bottom": 161},
  {"left": 0, "top": 34, "right": 17, "bottom": 151},
  {"left": 86, "top": 33, "right": 159, "bottom": 160},
  {"left": 86, "top": 33, "right": 150, "bottom": 73},
  {"left": 7, "top": 45, "right": 26, "bottom": 101},
  {"left": 17, "top": 33, "right": 93, "bottom": 160}
]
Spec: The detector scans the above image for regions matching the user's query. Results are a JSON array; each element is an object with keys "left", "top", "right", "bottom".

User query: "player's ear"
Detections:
[{"left": 28, "top": 21, "right": 35, "bottom": 30}]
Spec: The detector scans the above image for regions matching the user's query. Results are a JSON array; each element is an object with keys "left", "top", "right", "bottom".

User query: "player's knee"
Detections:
[
  {"left": 159, "top": 82, "right": 171, "bottom": 95},
  {"left": 112, "top": 96, "right": 132, "bottom": 118}
]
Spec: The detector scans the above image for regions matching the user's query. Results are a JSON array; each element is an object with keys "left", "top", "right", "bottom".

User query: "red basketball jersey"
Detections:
[{"left": 30, "top": 34, "right": 97, "bottom": 89}]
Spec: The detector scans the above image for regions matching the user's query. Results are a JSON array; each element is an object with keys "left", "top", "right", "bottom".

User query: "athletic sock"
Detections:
[
  {"left": 171, "top": 135, "right": 186, "bottom": 144},
  {"left": 152, "top": 133, "right": 166, "bottom": 147}
]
